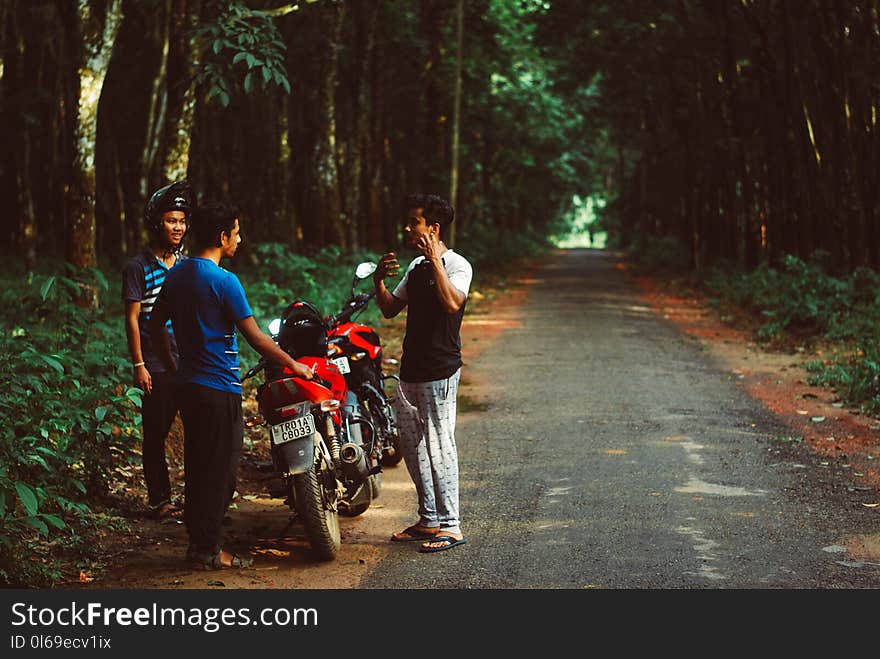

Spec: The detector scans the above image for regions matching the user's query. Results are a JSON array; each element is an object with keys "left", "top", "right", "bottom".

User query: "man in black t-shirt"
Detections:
[{"left": 374, "top": 194, "right": 472, "bottom": 553}]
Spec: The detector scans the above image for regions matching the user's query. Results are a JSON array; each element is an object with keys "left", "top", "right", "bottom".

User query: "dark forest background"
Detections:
[{"left": 2, "top": 0, "right": 879, "bottom": 275}]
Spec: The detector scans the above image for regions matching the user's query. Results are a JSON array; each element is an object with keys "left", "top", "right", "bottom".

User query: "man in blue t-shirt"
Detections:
[{"left": 149, "top": 201, "right": 313, "bottom": 570}]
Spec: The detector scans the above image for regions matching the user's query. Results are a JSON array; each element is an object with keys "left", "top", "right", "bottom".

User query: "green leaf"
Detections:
[
  {"left": 40, "top": 276, "right": 56, "bottom": 301},
  {"left": 213, "top": 39, "right": 222, "bottom": 55},
  {"left": 95, "top": 406, "right": 110, "bottom": 421},
  {"left": 262, "top": 67, "right": 271, "bottom": 83},
  {"left": 219, "top": 91, "right": 230, "bottom": 107},
  {"left": 41, "top": 514, "right": 66, "bottom": 530},
  {"left": 244, "top": 72, "right": 253, "bottom": 94},
  {"left": 40, "top": 354, "right": 64, "bottom": 375},
  {"left": 28, "top": 455, "right": 50, "bottom": 472},
  {"left": 93, "top": 268, "right": 108, "bottom": 291},
  {"left": 233, "top": 51, "right": 248, "bottom": 65},
  {"left": 15, "top": 482, "right": 38, "bottom": 516},
  {"left": 22, "top": 516, "right": 49, "bottom": 537},
  {"left": 0, "top": 490, "right": 6, "bottom": 517},
  {"left": 72, "top": 480, "right": 87, "bottom": 495}
]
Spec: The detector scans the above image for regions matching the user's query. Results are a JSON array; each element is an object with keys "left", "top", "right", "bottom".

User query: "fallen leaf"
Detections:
[
  {"left": 811, "top": 416, "right": 826, "bottom": 423},
  {"left": 796, "top": 410, "right": 809, "bottom": 415},
  {"left": 832, "top": 402, "right": 844, "bottom": 408},
  {"left": 206, "top": 580, "right": 226, "bottom": 587},
  {"left": 242, "top": 494, "right": 258, "bottom": 501},
  {"left": 861, "top": 503, "right": 880, "bottom": 508},
  {"left": 79, "top": 571, "right": 93, "bottom": 583}
]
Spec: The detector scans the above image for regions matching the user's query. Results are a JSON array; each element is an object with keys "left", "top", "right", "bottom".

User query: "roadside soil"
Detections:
[{"left": 65, "top": 251, "right": 880, "bottom": 588}]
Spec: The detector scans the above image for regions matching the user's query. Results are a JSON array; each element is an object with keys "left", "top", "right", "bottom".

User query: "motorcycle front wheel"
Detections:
[{"left": 292, "top": 465, "right": 341, "bottom": 561}]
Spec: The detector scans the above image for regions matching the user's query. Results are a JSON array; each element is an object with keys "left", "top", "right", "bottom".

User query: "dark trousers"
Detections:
[
  {"left": 141, "top": 371, "right": 179, "bottom": 508},
  {"left": 179, "top": 383, "right": 243, "bottom": 555}
]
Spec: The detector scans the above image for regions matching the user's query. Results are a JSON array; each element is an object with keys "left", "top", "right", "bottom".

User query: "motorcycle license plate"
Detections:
[
  {"left": 330, "top": 356, "right": 351, "bottom": 374},
  {"left": 270, "top": 413, "right": 316, "bottom": 445}
]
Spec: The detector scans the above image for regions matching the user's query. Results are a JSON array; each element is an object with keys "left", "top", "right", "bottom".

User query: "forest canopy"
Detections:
[{"left": 0, "top": 0, "right": 878, "bottom": 274}]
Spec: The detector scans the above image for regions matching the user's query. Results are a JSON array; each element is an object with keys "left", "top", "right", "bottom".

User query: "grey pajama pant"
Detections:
[{"left": 394, "top": 369, "right": 462, "bottom": 535}]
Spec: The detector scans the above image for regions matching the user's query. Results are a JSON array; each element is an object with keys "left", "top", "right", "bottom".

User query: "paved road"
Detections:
[{"left": 362, "top": 249, "right": 880, "bottom": 588}]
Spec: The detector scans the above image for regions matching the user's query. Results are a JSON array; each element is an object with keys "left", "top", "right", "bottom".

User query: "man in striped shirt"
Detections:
[{"left": 122, "top": 182, "right": 192, "bottom": 520}]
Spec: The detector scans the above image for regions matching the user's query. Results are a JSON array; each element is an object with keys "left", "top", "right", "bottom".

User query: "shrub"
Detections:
[{"left": 0, "top": 264, "right": 142, "bottom": 586}]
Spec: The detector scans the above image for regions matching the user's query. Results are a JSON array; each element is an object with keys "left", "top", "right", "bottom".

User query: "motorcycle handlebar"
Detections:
[{"left": 328, "top": 292, "right": 374, "bottom": 327}]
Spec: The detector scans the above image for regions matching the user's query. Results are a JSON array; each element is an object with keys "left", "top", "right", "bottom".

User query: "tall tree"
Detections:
[{"left": 68, "top": 0, "right": 122, "bottom": 273}]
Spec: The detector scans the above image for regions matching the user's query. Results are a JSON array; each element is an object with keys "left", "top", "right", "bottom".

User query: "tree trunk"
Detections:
[
  {"left": 313, "top": 0, "right": 345, "bottom": 249},
  {"left": 447, "top": 0, "right": 463, "bottom": 247},
  {"left": 68, "top": 0, "right": 123, "bottom": 275},
  {"left": 161, "top": 0, "right": 199, "bottom": 183}
]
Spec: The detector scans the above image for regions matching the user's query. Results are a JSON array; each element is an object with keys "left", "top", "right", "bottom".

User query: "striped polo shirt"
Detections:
[{"left": 122, "top": 247, "right": 185, "bottom": 373}]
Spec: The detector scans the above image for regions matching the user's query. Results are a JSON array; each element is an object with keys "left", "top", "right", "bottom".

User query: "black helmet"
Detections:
[
  {"left": 145, "top": 181, "right": 194, "bottom": 232},
  {"left": 278, "top": 300, "right": 328, "bottom": 358}
]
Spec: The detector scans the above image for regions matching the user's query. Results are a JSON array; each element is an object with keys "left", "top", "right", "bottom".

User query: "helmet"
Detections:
[
  {"left": 278, "top": 300, "right": 328, "bottom": 358},
  {"left": 145, "top": 181, "right": 193, "bottom": 233}
]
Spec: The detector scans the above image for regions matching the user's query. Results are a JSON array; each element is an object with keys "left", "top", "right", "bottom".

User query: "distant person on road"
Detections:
[
  {"left": 374, "top": 193, "right": 472, "bottom": 553},
  {"left": 149, "top": 201, "right": 313, "bottom": 570},
  {"left": 122, "top": 181, "right": 192, "bottom": 521}
]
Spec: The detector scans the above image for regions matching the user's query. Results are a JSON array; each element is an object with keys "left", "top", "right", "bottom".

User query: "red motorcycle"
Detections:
[
  {"left": 243, "top": 300, "right": 378, "bottom": 561},
  {"left": 325, "top": 262, "right": 402, "bottom": 470}
]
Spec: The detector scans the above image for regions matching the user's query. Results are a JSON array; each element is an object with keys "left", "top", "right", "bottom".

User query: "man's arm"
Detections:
[
  {"left": 236, "top": 316, "right": 314, "bottom": 379},
  {"left": 373, "top": 252, "right": 407, "bottom": 318},
  {"left": 146, "top": 296, "right": 177, "bottom": 374},
  {"left": 417, "top": 234, "right": 466, "bottom": 314},
  {"left": 125, "top": 300, "right": 153, "bottom": 394}
]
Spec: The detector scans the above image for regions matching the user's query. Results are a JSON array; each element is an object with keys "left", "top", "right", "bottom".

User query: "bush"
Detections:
[
  {"left": 0, "top": 264, "right": 142, "bottom": 586},
  {"left": 706, "top": 255, "right": 880, "bottom": 414}
]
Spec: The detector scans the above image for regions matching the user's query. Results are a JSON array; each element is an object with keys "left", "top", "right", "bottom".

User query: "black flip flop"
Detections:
[{"left": 418, "top": 535, "right": 468, "bottom": 553}]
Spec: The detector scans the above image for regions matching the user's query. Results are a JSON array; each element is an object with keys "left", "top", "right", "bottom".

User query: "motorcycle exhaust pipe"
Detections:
[{"left": 339, "top": 442, "right": 370, "bottom": 482}]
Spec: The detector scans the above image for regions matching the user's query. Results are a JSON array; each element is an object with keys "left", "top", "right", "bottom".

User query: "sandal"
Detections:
[
  {"left": 190, "top": 548, "right": 254, "bottom": 571},
  {"left": 391, "top": 524, "right": 441, "bottom": 542}
]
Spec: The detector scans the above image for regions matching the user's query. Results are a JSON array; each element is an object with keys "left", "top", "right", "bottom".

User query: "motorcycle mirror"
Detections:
[
  {"left": 355, "top": 262, "right": 377, "bottom": 280},
  {"left": 267, "top": 318, "right": 282, "bottom": 336}
]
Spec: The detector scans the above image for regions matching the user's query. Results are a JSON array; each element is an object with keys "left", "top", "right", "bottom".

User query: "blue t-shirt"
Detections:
[{"left": 158, "top": 257, "right": 253, "bottom": 394}]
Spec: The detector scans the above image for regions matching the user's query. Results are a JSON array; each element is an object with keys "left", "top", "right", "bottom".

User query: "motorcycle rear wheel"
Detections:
[{"left": 292, "top": 465, "right": 340, "bottom": 561}]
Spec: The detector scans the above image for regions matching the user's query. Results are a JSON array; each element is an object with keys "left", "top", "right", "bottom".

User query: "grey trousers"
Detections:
[{"left": 394, "top": 369, "right": 462, "bottom": 534}]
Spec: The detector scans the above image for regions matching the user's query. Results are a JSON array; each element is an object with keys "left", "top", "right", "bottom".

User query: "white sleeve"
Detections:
[
  {"left": 391, "top": 258, "right": 420, "bottom": 301},
  {"left": 447, "top": 256, "right": 473, "bottom": 297}
]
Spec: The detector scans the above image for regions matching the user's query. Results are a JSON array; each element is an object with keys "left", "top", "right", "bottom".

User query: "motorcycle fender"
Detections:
[{"left": 275, "top": 432, "right": 316, "bottom": 475}]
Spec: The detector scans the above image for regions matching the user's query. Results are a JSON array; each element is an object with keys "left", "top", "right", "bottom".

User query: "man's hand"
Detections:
[
  {"left": 415, "top": 232, "right": 441, "bottom": 261},
  {"left": 375, "top": 252, "right": 400, "bottom": 283},
  {"left": 291, "top": 360, "right": 314, "bottom": 380},
  {"left": 134, "top": 365, "right": 152, "bottom": 395}
]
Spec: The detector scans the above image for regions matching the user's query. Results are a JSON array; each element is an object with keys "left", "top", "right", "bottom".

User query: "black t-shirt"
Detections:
[{"left": 398, "top": 255, "right": 470, "bottom": 383}]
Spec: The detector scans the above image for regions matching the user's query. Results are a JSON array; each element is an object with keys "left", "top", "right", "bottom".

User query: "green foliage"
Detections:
[
  {"left": 0, "top": 263, "right": 141, "bottom": 586},
  {"left": 197, "top": 0, "right": 291, "bottom": 106},
  {"left": 707, "top": 255, "right": 880, "bottom": 414},
  {"left": 707, "top": 256, "right": 873, "bottom": 341},
  {"left": 455, "top": 222, "right": 553, "bottom": 276}
]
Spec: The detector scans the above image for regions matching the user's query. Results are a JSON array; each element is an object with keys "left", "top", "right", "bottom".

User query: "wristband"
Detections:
[{"left": 132, "top": 361, "right": 146, "bottom": 368}]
